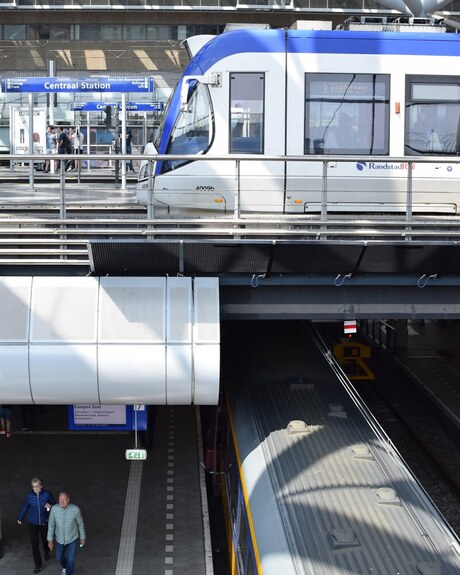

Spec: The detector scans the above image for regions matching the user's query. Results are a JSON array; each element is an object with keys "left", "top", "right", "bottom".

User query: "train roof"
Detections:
[
  {"left": 228, "top": 330, "right": 460, "bottom": 574},
  {"left": 184, "top": 27, "right": 460, "bottom": 76}
]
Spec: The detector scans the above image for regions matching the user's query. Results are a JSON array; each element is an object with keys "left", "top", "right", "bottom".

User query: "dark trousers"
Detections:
[{"left": 28, "top": 523, "right": 48, "bottom": 567}]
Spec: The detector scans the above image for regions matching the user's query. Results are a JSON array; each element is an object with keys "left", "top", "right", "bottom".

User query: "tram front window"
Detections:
[{"left": 162, "top": 80, "right": 213, "bottom": 174}]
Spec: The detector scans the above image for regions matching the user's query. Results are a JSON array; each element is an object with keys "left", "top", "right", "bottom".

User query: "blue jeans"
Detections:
[{"left": 56, "top": 539, "right": 78, "bottom": 575}]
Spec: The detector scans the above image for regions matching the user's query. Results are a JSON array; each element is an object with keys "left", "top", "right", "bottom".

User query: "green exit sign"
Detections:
[{"left": 125, "top": 449, "right": 147, "bottom": 461}]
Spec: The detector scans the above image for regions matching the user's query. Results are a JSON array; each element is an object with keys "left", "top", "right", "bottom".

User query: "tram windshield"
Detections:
[{"left": 160, "top": 79, "right": 213, "bottom": 174}]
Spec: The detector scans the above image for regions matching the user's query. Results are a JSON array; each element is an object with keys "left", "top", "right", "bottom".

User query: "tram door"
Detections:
[{"left": 229, "top": 71, "right": 286, "bottom": 214}]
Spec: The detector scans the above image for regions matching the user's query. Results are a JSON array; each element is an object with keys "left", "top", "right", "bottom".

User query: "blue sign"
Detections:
[
  {"left": 2, "top": 77, "right": 154, "bottom": 93},
  {"left": 68, "top": 405, "right": 147, "bottom": 431},
  {"left": 73, "top": 102, "right": 115, "bottom": 111},
  {"left": 73, "top": 101, "right": 164, "bottom": 112},
  {"left": 125, "top": 102, "right": 164, "bottom": 112}
]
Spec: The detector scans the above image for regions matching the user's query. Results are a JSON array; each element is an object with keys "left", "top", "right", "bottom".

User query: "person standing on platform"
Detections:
[
  {"left": 69, "top": 126, "right": 84, "bottom": 171},
  {"left": 48, "top": 491, "right": 86, "bottom": 575},
  {"left": 56, "top": 127, "right": 72, "bottom": 171},
  {"left": 44, "top": 125, "right": 56, "bottom": 173},
  {"left": 139, "top": 405, "right": 158, "bottom": 451},
  {"left": 119, "top": 127, "right": 134, "bottom": 172},
  {"left": 21, "top": 405, "right": 37, "bottom": 431},
  {"left": 0, "top": 404, "right": 13, "bottom": 438},
  {"left": 17, "top": 477, "right": 56, "bottom": 573}
]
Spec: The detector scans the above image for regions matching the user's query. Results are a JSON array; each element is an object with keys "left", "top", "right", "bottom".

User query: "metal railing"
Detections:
[{"left": 1, "top": 152, "right": 460, "bottom": 266}]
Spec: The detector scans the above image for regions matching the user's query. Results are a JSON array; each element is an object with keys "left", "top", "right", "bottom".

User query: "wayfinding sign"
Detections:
[
  {"left": 2, "top": 77, "right": 154, "bottom": 93},
  {"left": 73, "top": 102, "right": 164, "bottom": 112},
  {"left": 125, "top": 449, "right": 147, "bottom": 461},
  {"left": 68, "top": 404, "right": 147, "bottom": 431}
]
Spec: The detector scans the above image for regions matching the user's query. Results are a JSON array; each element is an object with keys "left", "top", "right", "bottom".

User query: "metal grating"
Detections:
[
  {"left": 89, "top": 242, "right": 180, "bottom": 275},
  {"left": 89, "top": 240, "right": 460, "bottom": 277},
  {"left": 270, "top": 243, "right": 363, "bottom": 274},
  {"left": 359, "top": 244, "right": 457, "bottom": 275},
  {"left": 183, "top": 243, "right": 273, "bottom": 274}
]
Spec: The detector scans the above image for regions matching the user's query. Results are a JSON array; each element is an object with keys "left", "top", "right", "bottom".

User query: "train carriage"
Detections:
[
  {"left": 216, "top": 322, "right": 460, "bottom": 574},
  {"left": 137, "top": 24, "right": 460, "bottom": 215}
]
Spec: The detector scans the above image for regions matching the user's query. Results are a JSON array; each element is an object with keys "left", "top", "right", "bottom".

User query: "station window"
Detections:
[
  {"left": 79, "top": 25, "right": 101, "bottom": 40},
  {"left": 405, "top": 76, "right": 460, "bottom": 155},
  {"left": 304, "top": 73, "right": 389, "bottom": 155},
  {"left": 3, "top": 24, "right": 27, "bottom": 40},
  {"left": 124, "top": 25, "right": 145, "bottom": 40},
  {"left": 229, "top": 73, "right": 264, "bottom": 154}
]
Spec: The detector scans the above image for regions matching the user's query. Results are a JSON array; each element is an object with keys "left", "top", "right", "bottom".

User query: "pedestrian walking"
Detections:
[
  {"left": 0, "top": 404, "right": 13, "bottom": 438},
  {"left": 17, "top": 477, "right": 56, "bottom": 573},
  {"left": 47, "top": 491, "right": 86, "bottom": 575}
]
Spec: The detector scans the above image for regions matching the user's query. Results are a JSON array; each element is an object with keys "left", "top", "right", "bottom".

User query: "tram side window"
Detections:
[
  {"left": 229, "top": 73, "right": 264, "bottom": 154},
  {"left": 405, "top": 77, "right": 460, "bottom": 155},
  {"left": 162, "top": 79, "right": 213, "bottom": 173},
  {"left": 304, "top": 73, "right": 389, "bottom": 155}
]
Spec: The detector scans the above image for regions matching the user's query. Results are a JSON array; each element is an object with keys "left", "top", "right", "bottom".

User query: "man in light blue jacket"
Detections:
[{"left": 47, "top": 492, "right": 86, "bottom": 575}]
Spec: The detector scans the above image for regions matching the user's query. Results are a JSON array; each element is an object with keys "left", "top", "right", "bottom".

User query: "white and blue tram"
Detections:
[
  {"left": 217, "top": 322, "right": 460, "bottom": 575},
  {"left": 137, "top": 24, "right": 460, "bottom": 214}
]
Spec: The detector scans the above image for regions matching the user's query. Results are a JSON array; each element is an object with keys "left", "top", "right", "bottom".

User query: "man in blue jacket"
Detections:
[
  {"left": 17, "top": 477, "right": 56, "bottom": 573},
  {"left": 47, "top": 491, "right": 86, "bottom": 575}
]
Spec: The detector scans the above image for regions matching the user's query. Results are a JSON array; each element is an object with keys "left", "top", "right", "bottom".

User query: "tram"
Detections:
[{"left": 137, "top": 22, "right": 460, "bottom": 215}]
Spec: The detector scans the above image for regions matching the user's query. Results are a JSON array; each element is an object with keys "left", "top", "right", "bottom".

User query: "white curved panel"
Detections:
[
  {"left": 99, "top": 277, "right": 166, "bottom": 342},
  {"left": 31, "top": 277, "right": 98, "bottom": 343},
  {"left": 30, "top": 345, "right": 99, "bottom": 404},
  {"left": 193, "top": 344, "right": 220, "bottom": 405},
  {"left": 98, "top": 344, "right": 166, "bottom": 404},
  {"left": 0, "top": 346, "right": 32, "bottom": 402},
  {"left": 166, "top": 345, "right": 192, "bottom": 404},
  {"left": 193, "top": 277, "right": 220, "bottom": 343},
  {"left": 0, "top": 277, "right": 32, "bottom": 342},
  {"left": 0, "top": 276, "right": 220, "bottom": 406},
  {"left": 167, "top": 277, "right": 192, "bottom": 342}
]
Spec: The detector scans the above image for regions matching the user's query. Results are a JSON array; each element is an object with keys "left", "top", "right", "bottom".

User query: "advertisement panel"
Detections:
[{"left": 10, "top": 106, "right": 46, "bottom": 156}]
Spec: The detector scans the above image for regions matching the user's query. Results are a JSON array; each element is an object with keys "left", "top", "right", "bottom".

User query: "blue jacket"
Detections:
[{"left": 18, "top": 489, "right": 56, "bottom": 526}]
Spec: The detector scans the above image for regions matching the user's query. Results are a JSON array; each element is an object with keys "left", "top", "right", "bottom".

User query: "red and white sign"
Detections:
[{"left": 344, "top": 320, "right": 357, "bottom": 334}]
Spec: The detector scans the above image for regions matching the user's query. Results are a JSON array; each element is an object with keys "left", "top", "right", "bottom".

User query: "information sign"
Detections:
[
  {"left": 73, "top": 101, "right": 164, "bottom": 112},
  {"left": 68, "top": 404, "right": 147, "bottom": 431},
  {"left": 2, "top": 77, "right": 154, "bottom": 93}
]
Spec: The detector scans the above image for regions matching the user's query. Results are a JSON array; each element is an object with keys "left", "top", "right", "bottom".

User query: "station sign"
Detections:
[
  {"left": 73, "top": 101, "right": 164, "bottom": 112},
  {"left": 68, "top": 404, "right": 147, "bottom": 431},
  {"left": 125, "top": 449, "right": 148, "bottom": 461},
  {"left": 2, "top": 77, "right": 154, "bottom": 93}
]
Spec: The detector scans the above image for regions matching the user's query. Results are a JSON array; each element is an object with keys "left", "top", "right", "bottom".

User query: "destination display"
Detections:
[{"left": 2, "top": 77, "right": 154, "bottom": 93}]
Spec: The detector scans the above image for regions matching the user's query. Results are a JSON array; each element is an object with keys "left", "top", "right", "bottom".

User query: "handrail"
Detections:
[{"left": 1, "top": 152, "right": 460, "bottom": 266}]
